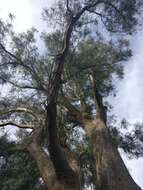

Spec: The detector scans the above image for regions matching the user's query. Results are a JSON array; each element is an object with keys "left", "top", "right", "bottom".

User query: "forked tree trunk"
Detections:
[
  {"left": 84, "top": 119, "right": 142, "bottom": 190},
  {"left": 27, "top": 142, "right": 63, "bottom": 190},
  {"left": 62, "top": 87, "right": 142, "bottom": 189},
  {"left": 25, "top": 117, "right": 81, "bottom": 190},
  {"left": 81, "top": 74, "right": 142, "bottom": 190},
  {"left": 28, "top": 141, "right": 81, "bottom": 190}
]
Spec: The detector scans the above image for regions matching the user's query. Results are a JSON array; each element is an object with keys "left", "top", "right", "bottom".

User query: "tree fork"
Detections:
[{"left": 83, "top": 75, "right": 142, "bottom": 190}]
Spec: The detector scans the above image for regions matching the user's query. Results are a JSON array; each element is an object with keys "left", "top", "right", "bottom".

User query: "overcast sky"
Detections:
[
  {"left": 0, "top": 0, "right": 143, "bottom": 188},
  {"left": 112, "top": 27, "right": 143, "bottom": 188}
]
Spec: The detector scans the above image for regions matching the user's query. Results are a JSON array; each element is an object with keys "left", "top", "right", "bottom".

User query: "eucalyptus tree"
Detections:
[
  {"left": 0, "top": 0, "right": 143, "bottom": 190},
  {"left": 60, "top": 37, "right": 143, "bottom": 190}
]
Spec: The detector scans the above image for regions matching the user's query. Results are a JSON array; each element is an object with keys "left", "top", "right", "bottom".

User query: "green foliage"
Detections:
[
  {"left": 43, "top": 0, "right": 143, "bottom": 34},
  {"left": 0, "top": 134, "right": 46, "bottom": 190},
  {"left": 65, "top": 37, "right": 131, "bottom": 96},
  {"left": 0, "top": 0, "right": 143, "bottom": 189},
  {"left": 109, "top": 120, "right": 143, "bottom": 159}
]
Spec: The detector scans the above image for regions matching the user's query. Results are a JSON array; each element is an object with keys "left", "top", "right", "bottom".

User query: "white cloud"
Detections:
[
  {"left": 0, "top": 0, "right": 54, "bottom": 32},
  {"left": 121, "top": 153, "right": 143, "bottom": 189},
  {"left": 113, "top": 31, "right": 143, "bottom": 188},
  {"left": 113, "top": 31, "right": 143, "bottom": 123},
  {"left": 0, "top": 0, "right": 32, "bottom": 32}
]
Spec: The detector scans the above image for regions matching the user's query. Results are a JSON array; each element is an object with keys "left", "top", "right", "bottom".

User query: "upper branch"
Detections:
[
  {"left": 66, "top": 0, "right": 72, "bottom": 13},
  {"left": 90, "top": 73, "right": 107, "bottom": 124},
  {"left": 0, "top": 45, "right": 47, "bottom": 92},
  {"left": 0, "top": 43, "right": 22, "bottom": 63},
  {"left": 48, "top": 1, "right": 103, "bottom": 103}
]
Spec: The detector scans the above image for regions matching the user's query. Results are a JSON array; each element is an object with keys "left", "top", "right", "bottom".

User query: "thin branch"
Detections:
[
  {"left": 0, "top": 43, "right": 22, "bottom": 63},
  {"left": 88, "top": 10, "right": 123, "bottom": 33},
  {"left": 0, "top": 44, "right": 33, "bottom": 73},
  {"left": 74, "top": 0, "right": 102, "bottom": 21},
  {"left": 0, "top": 76, "right": 40, "bottom": 90},
  {"left": 66, "top": 0, "right": 71, "bottom": 12},
  {"left": 0, "top": 121, "right": 34, "bottom": 129},
  {"left": 0, "top": 46, "right": 47, "bottom": 92}
]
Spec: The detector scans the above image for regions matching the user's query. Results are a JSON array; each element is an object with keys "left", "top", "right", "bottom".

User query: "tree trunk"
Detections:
[
  {"left": 27, "top": 123, "right": 81, "bottom": 190},
  {"left": 28, "top": 142, "right": 82, "bottom": 190},
  {"left": 47, "top": 101, "right": 81, "bottom": 190},
  {"left": 27, "top": 142, "right": 63, "bottom": 190},
  {"left": 84, "top": 119, "right": 142, "bottom": 190}
]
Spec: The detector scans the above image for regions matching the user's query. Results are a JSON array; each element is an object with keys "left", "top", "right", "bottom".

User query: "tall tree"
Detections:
[
  {"left": 60, "top": 37, "right": 142, "bottom": 190},
  {"left": 0, "top": 0, "right": 143, "bottom": 189}
]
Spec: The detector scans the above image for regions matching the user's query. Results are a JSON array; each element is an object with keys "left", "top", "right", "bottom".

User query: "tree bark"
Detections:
[
  {"left": 28, "top": 142, "right": 63, "bottom": 190},
  {"left": 84, "top": 119, "right": 142, "bottom": 190},
  {"left": 26, "top": 117, "right": 81, "bottom": 190},
  {"left": 27, "top": 140, "right": 81, "bottom": 190},
  {"left": 82, "top": 74, "right": 142, "bottom": 190},
  {"left": 60, "top": 87, "right": 142, "bottom": 190},
  {"left": 47, "top": 101, "right": 81, "bottom": 190}
]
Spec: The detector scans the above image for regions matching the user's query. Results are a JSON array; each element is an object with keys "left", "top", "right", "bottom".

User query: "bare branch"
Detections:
[
  {"left": 0, "top": 43, "right": 23, "bottom": 63},
  {"left": 66, "top": 0, "right": 70, "bottom": 12},
  {"left": 0, "top": 108, "right": 39, "bottom": 122},
  {"left": 74, "top": 0, "right": 102, "bottom": 21},
  {"left": 0, "top": 121, "right": 34, "bottom": 129}
]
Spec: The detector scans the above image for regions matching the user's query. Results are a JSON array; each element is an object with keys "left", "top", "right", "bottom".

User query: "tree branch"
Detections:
[
  {"left": 48, "top": 1, "right": 103, "bottom": 103},
  {"left": 0, "top": 44, "right": 33, "bottom": 73},
  {"left": 89, "top": 73, "right": 107, "bottom": 124},
  {"left": 0, "top": 108, "right": 39, "bottom": 122},
  {"left": 0, "top": 46, "right": 47, "bottom": 93},
  {"left": 60, "top": 94, "right": 83, "bottom": 123},
  {"left": 0, "top": 121, "right": 34, "bottom": 129},
  {"left": 0, "top": 43, "right": 22, "bottom": 62},
  {"left": 66, "top": 0, "right": 71, "bottom": 13},
  {"left": 0, "top": 76, "right": 41, "bottom": 90}
]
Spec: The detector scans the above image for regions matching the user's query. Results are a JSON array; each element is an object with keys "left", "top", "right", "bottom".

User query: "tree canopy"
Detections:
[{"left": 0, "top": 0, "right": 143, "bottom": 190}]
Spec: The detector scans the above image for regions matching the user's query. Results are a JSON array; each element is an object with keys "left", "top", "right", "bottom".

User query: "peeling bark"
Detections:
[
  {"left": 28, "top": 142, "right": 62, "bottom": 190},
  {"left": 82, "top": 75, "right": 142, "bottom": 190},
  {"left": 27, "top": 126, "right": 81, "bottom": 190},
  {"left": 84, "top": 119, "right": 142, "bottom": 190}
]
